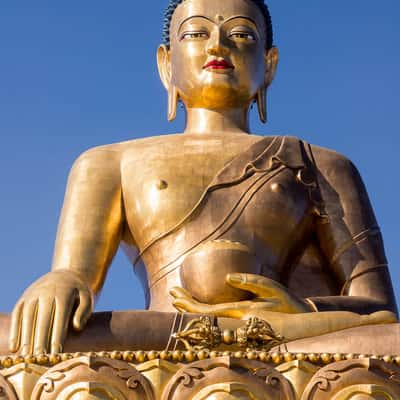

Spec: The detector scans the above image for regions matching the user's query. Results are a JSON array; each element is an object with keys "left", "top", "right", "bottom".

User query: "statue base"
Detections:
[
  {"left": 1, "top": 311, "right": 399, "bottom": 399},
  {"left": 1, "top": 351, "right": 400, "bottom": 399}
]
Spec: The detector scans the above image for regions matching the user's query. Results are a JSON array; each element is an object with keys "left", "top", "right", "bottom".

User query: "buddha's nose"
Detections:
[{"left": 206, "top": 30, "right": 229, "bottom": 57}]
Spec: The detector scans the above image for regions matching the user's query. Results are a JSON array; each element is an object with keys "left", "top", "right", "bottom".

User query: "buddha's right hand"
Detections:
[{"left": 9, "top": 269, "right": 93, "bottom": 356}]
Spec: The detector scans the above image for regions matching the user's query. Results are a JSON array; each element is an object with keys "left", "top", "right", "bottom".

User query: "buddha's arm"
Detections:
[
  {"left": 308, "top": 147, "right": 398, "bottom": 315},
  {"left": 51, "top": 147, "right": 123, "bottom": 292},
  {"left": 171, "top": 280, "right": 397, "bottom": 341},
  {"left": 9, "top": 147, "right": 124, "bottom": 355},
  {"left": 244, "top": 310, "right": 397, "bottom": 343}
]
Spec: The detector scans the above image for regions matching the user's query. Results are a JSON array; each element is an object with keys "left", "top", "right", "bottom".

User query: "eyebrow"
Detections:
[
  {"left": 223, "top": 16, "right": 258, "bottom": 27},
  {"left": 178, "top": 15, "right": 214, "bottom": 32},
  {"left": 178, "top": 15, "right": 259, "bottom": 32},
  {"left": 222, "top": 16, "right": 260, "bottom": 37}
]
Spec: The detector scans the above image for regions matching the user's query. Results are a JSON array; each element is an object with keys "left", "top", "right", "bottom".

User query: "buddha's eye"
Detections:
[
  {"left": 229, "top": 31, "right": 256, "bottom": 42},
  {"left": 180, "top": 31, "right": 209, "bottom": 41}
]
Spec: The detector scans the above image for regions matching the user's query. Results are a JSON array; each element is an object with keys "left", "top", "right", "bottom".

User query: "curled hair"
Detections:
[{"left": 162, "top": 0, "right": 273, "bottom": 49}]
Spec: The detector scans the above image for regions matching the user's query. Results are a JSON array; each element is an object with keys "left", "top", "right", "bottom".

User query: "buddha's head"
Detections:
[{"left": 157, "top": 0, "right": 278, "bottom": 122}]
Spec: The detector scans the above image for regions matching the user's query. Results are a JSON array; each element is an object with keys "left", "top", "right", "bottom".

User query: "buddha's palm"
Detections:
[
  {"left": 170, "top": 273, "right": 397, "bottom": 342},
  {"left": 9, "top": 270, "right": 93, "bottom": 355},
  {"left": 170, "top": 273, "right": 312, "bottom": 318}
]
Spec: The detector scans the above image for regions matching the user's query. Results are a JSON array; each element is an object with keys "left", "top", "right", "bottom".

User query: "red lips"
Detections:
[{"left": 203, "top": 59, "right": 234, "bottom": 70}]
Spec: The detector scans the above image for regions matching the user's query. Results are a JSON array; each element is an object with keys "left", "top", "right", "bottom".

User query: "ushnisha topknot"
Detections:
[{"left": 162, "top": 0, "right": 273, "bottom": 50}]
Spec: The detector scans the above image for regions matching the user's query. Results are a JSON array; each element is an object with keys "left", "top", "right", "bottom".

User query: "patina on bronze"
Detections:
[{"left": 4, "top": 0, "right": 398, "bottom": 371}]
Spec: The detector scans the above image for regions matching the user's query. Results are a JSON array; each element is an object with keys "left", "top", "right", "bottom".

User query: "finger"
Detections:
[
  {"left": 9, "top": 301, "right": 24, "bottom": 352},
  {"left": 33, "top": 299, "right": 55, "bottom": 355},
  {"left": 204, "top": 301, "right": 253, "bottom": 318},
  {"left": 172, "top": 297, "right": 251, "bottom": 318},
  {"left": 72, "top": 290, "right": 92, "bottom": 331},
  {"left": 50, "top": 296, "right": 75, "bottom": 354},
  {"left": 169, "top": 287, "right": 193, "bottom": 299},
  {"left": 226, "top": 273, "right": 282, "bottom": 297},
  {"left": 172, "top": 298, "right": 208, "bottom": 314},
  {"left": 173, "top": 303, "right": 189, "bottom": 313},
  {"left": 249, "top": 298, "right": 280, "bottom": 311},
  {"left": 20, "top": 300, "right": 38, "bottom": 356}
]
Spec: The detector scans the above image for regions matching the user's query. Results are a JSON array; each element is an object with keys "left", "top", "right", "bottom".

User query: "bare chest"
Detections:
[
  {"left": 121, "top": 140, "right": 246, "bottom": 248},
  {"left": 121, "top": 140, "right": 312, "bottom": 256}
]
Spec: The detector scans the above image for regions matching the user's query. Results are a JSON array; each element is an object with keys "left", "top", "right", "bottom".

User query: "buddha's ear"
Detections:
[
  {"left": 264, "top": 46, "right": 279, "bottom": 88},
  {"left": 157, "top": 44, "right": 178, "bottom": 121},
  {"left": 157, "top": 44, "right": 171, "bottom": 90}
]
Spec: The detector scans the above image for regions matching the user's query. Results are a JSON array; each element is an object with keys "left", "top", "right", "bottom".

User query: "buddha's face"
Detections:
[{"left": 158, "top": 0, "right": 278, "bottom": 110}]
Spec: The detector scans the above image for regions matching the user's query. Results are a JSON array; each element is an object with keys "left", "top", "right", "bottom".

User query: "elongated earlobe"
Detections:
[
  {"left": 256, "top": 86, "right": 267, "bottom": 124},
  {"left": 168, "top": 85, "right": 178, "bottom": 122},
  {"left": 257, "top": 47, "right": 278, "bottom": 124}
]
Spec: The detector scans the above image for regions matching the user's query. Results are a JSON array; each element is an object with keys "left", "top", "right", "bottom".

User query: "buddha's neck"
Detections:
[{"left": 184, "top": 107, "right": 250, "bottom": 135}]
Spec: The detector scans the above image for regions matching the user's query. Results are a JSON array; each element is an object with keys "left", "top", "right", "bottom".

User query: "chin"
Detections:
[{"left": 200, "top": 84, "right": 250, "bottom": 109}]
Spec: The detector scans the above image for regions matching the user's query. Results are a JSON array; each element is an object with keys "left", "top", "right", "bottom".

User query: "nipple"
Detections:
[
  {"left": 271, "top": 182, "right": 282, "bottom": 192},
  {"left": 156, "top": 180, "right": 168, "bottom": 190}
]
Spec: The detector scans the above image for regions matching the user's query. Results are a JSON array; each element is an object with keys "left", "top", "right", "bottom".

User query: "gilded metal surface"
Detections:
[
  {"left": 172, "top": 316, "right": 283, "bottom": 351},
  {"left": 173, "top": 316, "right": 222, "bottom": 350},
  {"left": 2, "top": 350, "right": 400, "bottom": 370},
  {"left": 301, "top": 358, "right": 400, "bottom": 400},
  {"left": 31, "top": 356, "right": 155, "bottom": 400},
  {"left": 6, "top": 0, "right": 398, "bottom": 361},
  {"left": 0, "top": 372, "right": 18, "bottom": 399},
  {"left": 0, "top": 352, "right": 399, "bottom": 399},
  {"left": 160, "top": 356, "right": 296, "bottom": 400},
  {"left": 276, "top": 361, "right": 320, "bottom": 400},
  {"left": 1, "top": 363, "right": 47, "bottom": 400},
  {"left": 236, "top": 317, "right": 283, "bottom": 350}
]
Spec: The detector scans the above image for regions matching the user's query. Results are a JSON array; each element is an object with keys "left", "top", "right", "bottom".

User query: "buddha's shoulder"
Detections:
[
  {"left": 75, "top": 132, "right": 265, "bottom": 162},
  {"left": 307, "top": 143, "right": 362, "bottom": 182},
  {"left": 309, "top": 143, "right": 355, "bottom": 168},
  {"left": 72, "top": 134, "right": 182, "bottom": 163}
]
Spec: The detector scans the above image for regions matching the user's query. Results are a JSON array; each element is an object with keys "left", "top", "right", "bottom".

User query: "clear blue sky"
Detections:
[{"left": 0, "top": 1, "right": 399, "bottom": 313}]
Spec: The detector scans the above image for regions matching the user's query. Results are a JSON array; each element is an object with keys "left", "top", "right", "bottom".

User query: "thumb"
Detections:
[
  {"left": 73, "top": 290, "right": 93, "bottom": 331},
  {"left": 226, "top": 273, "right": 277, "bottom": 298}
]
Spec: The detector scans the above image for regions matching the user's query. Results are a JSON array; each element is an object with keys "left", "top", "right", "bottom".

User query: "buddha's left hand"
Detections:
[{"left": 170, "top": 273, "right": 313, "bottom": 318}]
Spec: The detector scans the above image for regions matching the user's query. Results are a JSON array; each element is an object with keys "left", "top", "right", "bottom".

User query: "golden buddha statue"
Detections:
[{"left": 6, "top": 0, "right": 398, "bottom": 359}]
